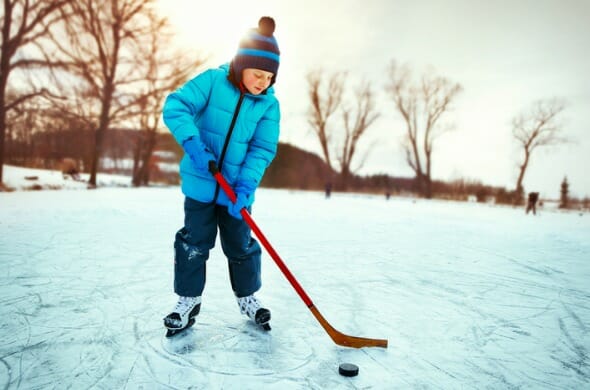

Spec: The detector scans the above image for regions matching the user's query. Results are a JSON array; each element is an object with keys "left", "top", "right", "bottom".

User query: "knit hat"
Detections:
[{"left": 231, "top": 17, "right": 280, "bottom": 86}]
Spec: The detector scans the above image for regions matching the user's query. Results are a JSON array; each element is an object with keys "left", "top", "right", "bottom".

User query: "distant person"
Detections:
[
  {"left": 325, "top": 182, "right": 332, "bottom": 199},
  {"left": 161, "top": 17, "right": 281, "bottom": 337},
  {"left": 526, "top": 192, "right": 539, "bottom": 215}
]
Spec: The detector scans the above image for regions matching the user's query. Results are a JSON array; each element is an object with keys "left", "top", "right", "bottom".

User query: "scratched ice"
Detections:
[{"left": 1, "top": 167, "right": 589, "bottom": 389}]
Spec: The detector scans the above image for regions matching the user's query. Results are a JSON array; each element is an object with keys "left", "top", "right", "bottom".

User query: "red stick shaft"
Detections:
[{"left": 213, "top": 172, "right": 314, "bottom": 307}]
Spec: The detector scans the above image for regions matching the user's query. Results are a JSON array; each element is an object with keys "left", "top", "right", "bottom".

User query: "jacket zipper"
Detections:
[{"left": 213, "top": 91, "right": 245, "bottom": 202}]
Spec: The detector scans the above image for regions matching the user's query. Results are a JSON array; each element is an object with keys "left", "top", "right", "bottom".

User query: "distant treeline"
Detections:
[
  {"left": 7, "top": 128, "right": 521, "bottom": 202},
  {"left": 264, "top": 143, "right": 513, "bottom": 203}
]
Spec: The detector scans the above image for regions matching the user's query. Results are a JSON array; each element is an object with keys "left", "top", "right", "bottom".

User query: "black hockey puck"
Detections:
[{"left": 338, "top": 363, "right": 359, "bottom": 377}]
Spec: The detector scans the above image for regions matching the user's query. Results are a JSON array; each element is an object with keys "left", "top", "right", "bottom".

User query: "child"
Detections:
[{"left": 162, "top": 17, "right": 281, "bottom": 336}]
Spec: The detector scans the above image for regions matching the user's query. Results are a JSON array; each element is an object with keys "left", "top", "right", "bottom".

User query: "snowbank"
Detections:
[{"left": 1, "top": 164, "right": 132, "bottom": 191}]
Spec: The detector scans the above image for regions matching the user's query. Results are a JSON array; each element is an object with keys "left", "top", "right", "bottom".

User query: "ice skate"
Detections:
[
  {"left": 237, "top": 294, "right": 271, "bottom": 331},
  {"left": 164, "top": 296, "right": 201, "bottom": 337}
]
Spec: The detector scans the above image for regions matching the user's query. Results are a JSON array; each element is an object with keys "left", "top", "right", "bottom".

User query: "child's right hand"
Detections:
[{"left": 183, "top": 137, "right": 215, "bottom": 172}]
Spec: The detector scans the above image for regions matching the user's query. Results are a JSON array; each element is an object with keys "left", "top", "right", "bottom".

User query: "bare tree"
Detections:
[
  {"left": 0, "top": 0, "right": 69, "bottom": 184},
  {"left": 128, "top": 12, "right": 205, "bottom": 186},
  {"left": 338, "top": 81, "right": 379, "bottom": 189},
  {"left": 4, "top": 90, "right": 36, "bottom": 164},
  {"left": 4, "top": 92, "right": 57, "bottom": 166},
  {"left": 48, "top": 0, "right": 158, "bottom": 187},
  {"left": 385, "top": 61, "right": 462, "bottom": 198},
  {"left": 306, "top": 69, "right": 345, "bottom": 172},
  {"left": 512, "top": 98, "right": 567, "bottom": 199}
]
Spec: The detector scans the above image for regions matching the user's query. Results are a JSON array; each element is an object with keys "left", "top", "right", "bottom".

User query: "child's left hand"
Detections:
[{"left": 228, "top": 192, "right": 253, "bottom": 219}]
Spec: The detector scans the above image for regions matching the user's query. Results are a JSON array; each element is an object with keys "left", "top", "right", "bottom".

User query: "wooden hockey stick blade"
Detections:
[{"left": 309, "top": 305, "right": 388, "bottom": 348}]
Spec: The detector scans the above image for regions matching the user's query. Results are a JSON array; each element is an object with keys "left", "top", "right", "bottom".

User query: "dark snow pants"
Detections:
[{"left": 173, "top": 196, "right": 262, "bottom": 298}]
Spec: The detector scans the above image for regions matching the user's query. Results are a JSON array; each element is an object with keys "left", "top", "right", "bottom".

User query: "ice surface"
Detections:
[{"left": 1, "top": 166, "right": 589, "bottom": 388}]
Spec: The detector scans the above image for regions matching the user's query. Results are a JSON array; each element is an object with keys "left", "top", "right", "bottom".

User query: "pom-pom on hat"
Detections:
[{"left": 231, "top": 17, "right": 280, "bottom": 86}]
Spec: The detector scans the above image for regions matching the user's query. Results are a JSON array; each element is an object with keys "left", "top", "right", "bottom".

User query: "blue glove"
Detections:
[
  {"left": 228, "top": 179, "right": 257, "bottom": 219},
  {"left": 183, "top": 137, "right": 215, "bottom": 172},
  {"left": 228, "top": 192, "right": 254, "bottom": 219}
]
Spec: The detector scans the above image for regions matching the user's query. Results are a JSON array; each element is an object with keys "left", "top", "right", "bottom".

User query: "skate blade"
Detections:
[{"left": 165, "top": 318, "right": 195, "bottom": 338}]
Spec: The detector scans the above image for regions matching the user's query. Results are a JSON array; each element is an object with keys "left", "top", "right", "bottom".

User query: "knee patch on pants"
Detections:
[
  {"left": 174, "top": 228, "right": 209, "bottom": 296},
  {"left": 174, "top": 228, "right": 208, "bottom": 265}
]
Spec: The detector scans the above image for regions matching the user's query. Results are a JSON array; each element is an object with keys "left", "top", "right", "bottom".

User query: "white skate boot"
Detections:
[
  {"left": 163, "top": 296, "right": 201, "bottom": 337},
  {"left": 237, "top": 294, "right": 271, "bottom": 331}
]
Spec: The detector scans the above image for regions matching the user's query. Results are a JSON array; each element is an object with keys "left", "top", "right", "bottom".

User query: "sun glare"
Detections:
[{"left": 156, "top": 0, "right": 281, "bottom": 65}]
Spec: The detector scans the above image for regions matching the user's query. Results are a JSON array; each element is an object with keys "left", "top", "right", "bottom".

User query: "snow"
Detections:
[
  {"left": 2, "top": 165, "right": 132, "bottom": 191},
  {"left": 1, "top": 166, "right": 589, "bottom": 389}
]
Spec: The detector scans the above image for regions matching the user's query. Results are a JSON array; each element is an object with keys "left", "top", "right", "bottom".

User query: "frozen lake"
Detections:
[{"left": 1, "top": 183, "right": 589, "bottom": 388}]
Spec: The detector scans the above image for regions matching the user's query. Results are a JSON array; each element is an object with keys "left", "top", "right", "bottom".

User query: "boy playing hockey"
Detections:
[{"left": 162, "top": 16, "right": 281, "bottom": 336}]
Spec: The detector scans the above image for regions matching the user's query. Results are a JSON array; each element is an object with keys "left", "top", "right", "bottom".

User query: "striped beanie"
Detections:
[{"left": 231, "top": 17, "right": 280, "bottom": 85}]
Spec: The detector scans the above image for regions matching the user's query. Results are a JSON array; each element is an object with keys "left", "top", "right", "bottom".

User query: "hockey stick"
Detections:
[{"left": 209, "top": 162, "right": 388, "bottom": 348}]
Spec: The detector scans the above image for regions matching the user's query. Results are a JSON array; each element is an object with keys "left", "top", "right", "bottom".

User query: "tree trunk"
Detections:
[
  {"left": 0, "top": 17, "right": 9, "bottom": 184},
  {"left": 88, "top": 83, "right": 114, "bottom": 187},
  {"left": 515, "top": 151, "right": 530, "bottom": 204},
  {"left": 424, "top": 177, "right": 432, "bottom": 199},
  {"left": 132, "top": 129, "right": 157, "bottom": 186},
  {"left": 316, "top": 123, "right": 332, "bottom": 171},
  {"left": 340, "top": 166, "right": 351, "bottom": 191},
  {"left": 0, "top": 92, "right": 6, "bottom": 184},
  {"left": 424, "top": 149, "right": 432, "bottom": 198},
  {"left": 132, "top": 132, "right": 143, "bottom": 187},
  {"left": 140, "top": 130, "right": 157, "bottom": 185}
]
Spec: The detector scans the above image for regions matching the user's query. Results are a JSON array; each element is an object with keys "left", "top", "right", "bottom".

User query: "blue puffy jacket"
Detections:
[{"left": 163, "top": 63, "right": 280, "bottom": 207}]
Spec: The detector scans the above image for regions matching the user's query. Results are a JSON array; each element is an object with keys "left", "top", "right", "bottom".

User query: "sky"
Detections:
[
  {"left": 1, "top": 166, "right": 589, "bottom": 387},
  {"left": 154, "top": 0, "right": 590, "bottom": 199}
]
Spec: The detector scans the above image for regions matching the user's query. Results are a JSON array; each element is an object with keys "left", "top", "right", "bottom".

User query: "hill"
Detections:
[{"left": 261, "top": 143, "right": 335, "bottom": 190}]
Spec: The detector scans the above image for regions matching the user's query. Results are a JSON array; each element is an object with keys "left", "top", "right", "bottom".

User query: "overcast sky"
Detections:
[{"left": 155, "top": 0, "right": 590, "bottom": 199}]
